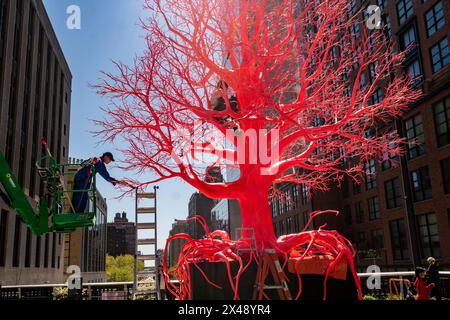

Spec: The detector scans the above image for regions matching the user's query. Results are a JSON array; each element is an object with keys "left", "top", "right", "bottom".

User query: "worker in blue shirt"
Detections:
[{"left": 71, "top": 152, "right": 127, "bottom": 213}]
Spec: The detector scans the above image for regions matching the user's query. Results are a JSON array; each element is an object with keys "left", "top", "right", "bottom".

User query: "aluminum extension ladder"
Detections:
[
  {"left": 253, "top": 249, "right": 292, "bottom": 300},
  {"left": 133, "top": 186, "right": 160, "bottom": 300}
]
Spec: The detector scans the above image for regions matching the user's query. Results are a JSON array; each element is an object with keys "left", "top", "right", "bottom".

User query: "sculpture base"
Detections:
[{"left": 189, "top": 259, "right": 359, "bottom": 300}]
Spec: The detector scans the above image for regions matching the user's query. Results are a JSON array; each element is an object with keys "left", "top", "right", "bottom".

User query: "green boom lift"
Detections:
[{"left": 0, "top": 140, "right": 97, "bottom": 235}]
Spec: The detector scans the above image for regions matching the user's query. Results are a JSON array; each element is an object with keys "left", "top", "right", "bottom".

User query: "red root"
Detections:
[{"left": 163, "top": 212, "right": 362, "bottom": 300}]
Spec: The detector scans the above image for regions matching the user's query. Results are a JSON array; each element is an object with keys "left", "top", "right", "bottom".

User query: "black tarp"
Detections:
[{"left": 189, "top": 260, "right": 359, "bottom": 300}]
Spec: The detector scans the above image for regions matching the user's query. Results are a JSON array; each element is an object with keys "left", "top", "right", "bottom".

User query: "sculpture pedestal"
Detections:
[{"left": 189, "top": 257, "right": 359, "bottom": 300}]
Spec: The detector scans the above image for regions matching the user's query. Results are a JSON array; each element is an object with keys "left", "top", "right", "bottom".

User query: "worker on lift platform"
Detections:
[{"left": 71, "top": 152, "right": 127, "bottom": 213}]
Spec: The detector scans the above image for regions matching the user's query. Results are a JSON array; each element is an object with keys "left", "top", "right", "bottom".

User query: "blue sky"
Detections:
[{"left": 42, "top": 0, "right": 196, "bottom": 250}]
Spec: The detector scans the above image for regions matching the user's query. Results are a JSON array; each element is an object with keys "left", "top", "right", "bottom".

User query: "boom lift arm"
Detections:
[
  {"left": 0, "top": 151, "right": 50, "bottom": 235},
  {"left": 0, "top": 143, "right": 97, "bottom": 235}
]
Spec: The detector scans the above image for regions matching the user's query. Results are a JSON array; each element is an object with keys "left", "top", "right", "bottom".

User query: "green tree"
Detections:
[{"left": 106, "top": 254, "right": 144, "bottom": 282}]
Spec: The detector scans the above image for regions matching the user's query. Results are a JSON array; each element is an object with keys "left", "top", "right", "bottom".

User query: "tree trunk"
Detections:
[{"left": 237, "top": 183, "right": 277, "bottom": 248}]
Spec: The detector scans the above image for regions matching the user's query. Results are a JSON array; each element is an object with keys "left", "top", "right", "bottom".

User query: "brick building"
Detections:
[
  {"left": 271, "top": 0, "right": 450, "bottom": 271},
  {"left": 0, "top": 0, "right": 71, "bottom": 285}
]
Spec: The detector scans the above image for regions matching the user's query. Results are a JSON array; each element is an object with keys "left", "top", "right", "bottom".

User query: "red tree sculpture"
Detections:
[{"left": 95, "top": 0, "right": 419, "bottom": 299}]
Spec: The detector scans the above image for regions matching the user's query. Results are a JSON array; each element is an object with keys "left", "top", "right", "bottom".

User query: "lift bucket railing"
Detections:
[{"left": 35, "top": 155, "right": 97, "bottom": 231}]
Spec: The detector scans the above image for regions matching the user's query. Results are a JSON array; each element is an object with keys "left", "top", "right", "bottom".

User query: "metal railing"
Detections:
[
  {"left": 1, "top": 272, "right": 449, "bottom": 300},
  {"left": 358, "top": 271, "right": 450, "bottom": 300},
  {"left": 0, "top": 281, "right": 135, "bottom": 300}
]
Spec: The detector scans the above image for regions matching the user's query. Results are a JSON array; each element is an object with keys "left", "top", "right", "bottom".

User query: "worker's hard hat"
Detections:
[{"left": 102, "top": 152, "right": 115, "bottom": 161}]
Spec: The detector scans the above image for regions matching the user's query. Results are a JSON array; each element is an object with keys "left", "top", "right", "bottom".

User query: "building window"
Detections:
[
  {"left": 382, "top": 15, "right": 392, "bottom": 38},
  {"left": 385, "top": 178, "right": 402, "bottom": 209},
  {"left": 285, "top": 192, "right": 292, "bottom": 212},
  {"left": 271, "top": 199, "right": 277, "bottom": 217},
  {"left": 292, "top": 185, "right": 299, "bottom": 208},
  {"left": 349, "top": 22, "right": 360, "bottom": 39},
  {"left": 355, "top": 202, "right": 364, "bottom": 224},
  {"left": 286, "top": 216, "right": 293, "bottom": 233},
  {"left": 357, "top": 232, "right": 367, "bottom": 251},
  {"left": 389, "top": 219, "right": 410, "bottom": 260},
  {"left": 368, "top": 197, "right": 381, "bottom": 220},
  {"left": 5, "top": 0, "right": 24, "bottom": 165},
  {"left": 271, "top": 198, "right": 280, "bottom": 217},
  {"left": 405, "top": 114, "right": 425, "bottom": 159},
  {"left": 353, "top": 180, "right": 361, "bottom": 195},
  {"left": 0, "top": 0, "right": 8, "bottom": 69},
  {"left": 44, "top": 234, "right": 49, "bottom": 268},
  {"left": 433, "top": 95, "right": 450, "bottom": 147},
  {"left": 363, "top": 7, "right": 371, "bottom": 22},
  {"left": 330, "top": 46, "right": 338, "bottom": 65},
  {"left": 24, "top": 229, "right": 32, "bottom": 268},
  {"left": 294, "top": 215, "right": 300, "bottom": 232},
  {"left": 344, "top": 86, "right": 351, "bottom": 97},
  {"left": 377, "top": 0, "right": 389, "bottom": 10},
  {"left": 382, "top": 141, "right": 397, "bottom": 170},
  {"left": 396, "top": 0, "right": 413, "bottom": 25},
  {"left": 0, "top": 210, "right": 8, "bottom": 267},
  {"left": 278, "top": 197, "right": 284, "bottom": 215},
  {"left": 343, "top": 205, "right": 352, "bottom": 226},
  {"left": 35, "top": 236, "right": 41, "bottom": 268},
  {"left": 430, "top": 38, "right": 450, "bottom": 73},
  {"left": 407, "top": 59, "right": 422, "bottom": 83},
  {"left": 368, "top": 63, "right": 378, "bottom": 83},
  {"left": 358, "top": 73, "right": 366, "bottom": 90},
  {"left": 300, "top": 184, "right": 308, "bottom": 205},
  {"left": 365, "top": 159, "right": 377, "bottom": 190},
  {"left": 400, "top": 25, "right": 416, "bottom": 50},
  {"left": 12, "top": 216, "right": 22, "bottom": 267},
  {"left": 372, "top": 88, "right": 383, "bottom": 104},
  {"left": 51, "top": 233, "right": 56, "bottom": 268},
  {"left": 350, "top": 0, "right": 357, "bottom": 15},
  {"left": 417, "top": 213, "right": 441, "bottom": 258},
  {"left": 425, "top": 1, "right": 445, "bottom": 37},
  {"left": 29, "top": 24, "right": 44, "bottom": 198},
  {"left": 382, "top": 157, "right": 393, "bottom": 170},
  {"left": 343, "top": 178, "right": 349, "bottom": 198},
  {"left": 365, "top": 127, "right": 376, "bottom": 139},
  {"left": 371, "top": 229, "right": 385, "bottom": 250},
  {"left": 411, "top": 166, "right": 432, "bottom": 202},
  {"left": 441, "top": 157, "right": 450, "bottom": 194}
]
